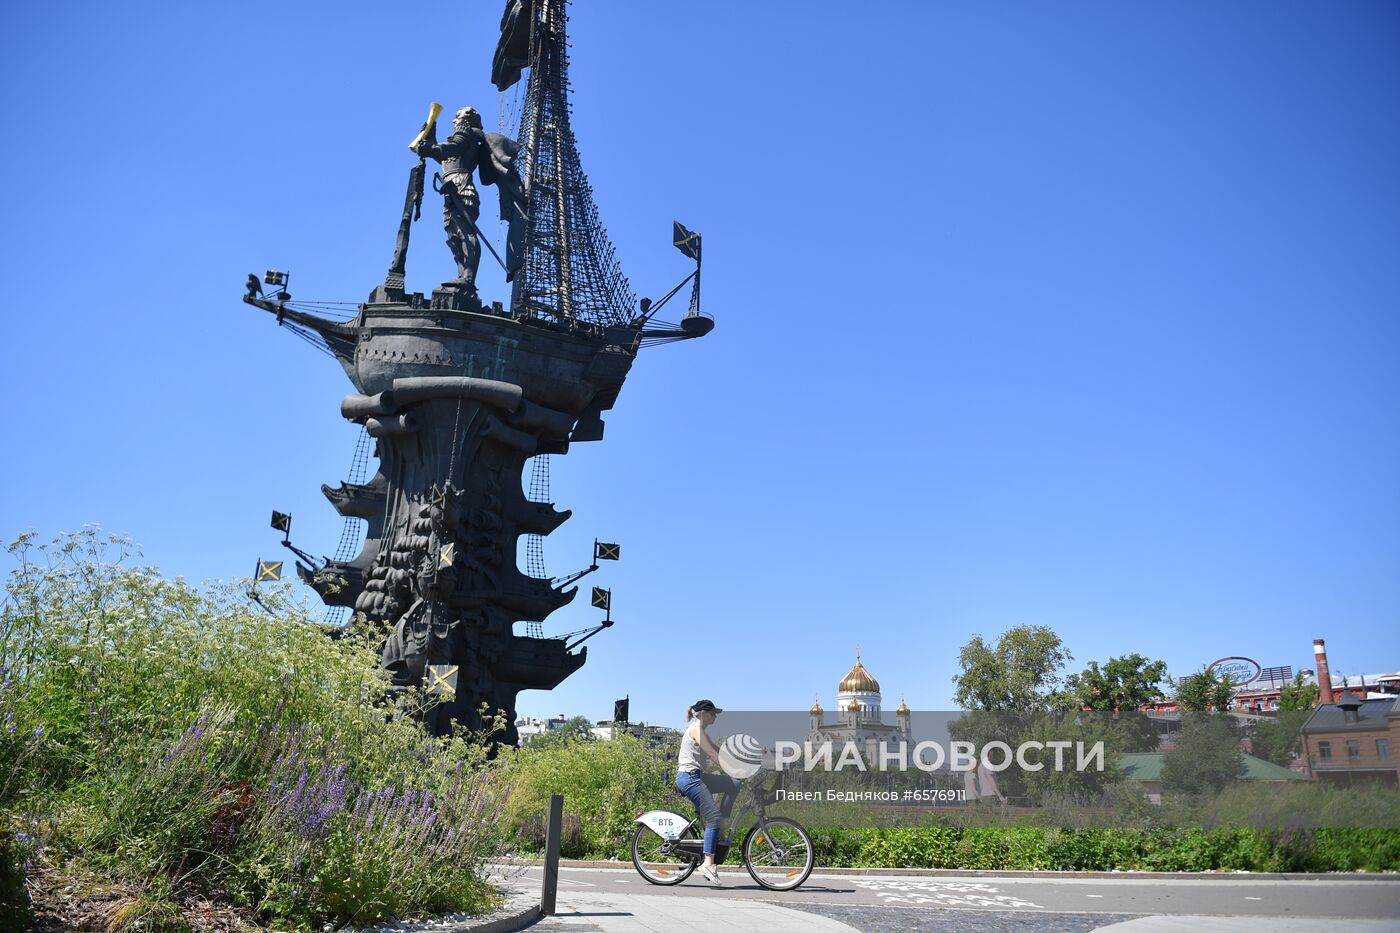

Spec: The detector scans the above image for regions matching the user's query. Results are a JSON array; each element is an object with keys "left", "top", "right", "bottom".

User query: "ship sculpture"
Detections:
[{"left": 243, "top": 0, "right": 711, "bottom": 743}]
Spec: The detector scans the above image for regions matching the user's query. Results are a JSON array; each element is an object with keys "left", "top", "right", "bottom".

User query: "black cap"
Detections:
[{"left": 692, "top": 699, "right": 723, "bottom": 714}]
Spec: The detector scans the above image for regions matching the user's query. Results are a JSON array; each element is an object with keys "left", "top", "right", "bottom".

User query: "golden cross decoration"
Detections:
[{"left": 427, "top": 664, "right": 459, "bottom": 696}]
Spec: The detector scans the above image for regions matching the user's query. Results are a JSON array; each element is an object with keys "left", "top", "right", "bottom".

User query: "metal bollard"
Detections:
[{"left": 541, "top": 793, "right": 564, "bottom": 915}]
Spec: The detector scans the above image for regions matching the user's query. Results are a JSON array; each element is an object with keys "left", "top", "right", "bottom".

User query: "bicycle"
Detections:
[{"left": 630, "top": 772, "right": 814, "bottom": 890}]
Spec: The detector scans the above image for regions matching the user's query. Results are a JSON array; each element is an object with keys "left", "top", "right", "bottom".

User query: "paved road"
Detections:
[{"left": 496, "top": 865, "right": 1400, "bottom": 933}]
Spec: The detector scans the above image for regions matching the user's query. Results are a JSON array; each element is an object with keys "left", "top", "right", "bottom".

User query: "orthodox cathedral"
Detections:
[{"left": 807, "top": 652, "right": 912, "bottom": 757}]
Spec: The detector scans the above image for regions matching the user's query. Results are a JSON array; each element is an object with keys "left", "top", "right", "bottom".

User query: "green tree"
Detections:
[
  {"left": 1250, "top": 710, "right": 1310, "bottom": 767},
  {"left": 525, "top": 715, "right": 595, "bottom": 748},
  {"left": 1160, "top": 716, "right": 1246, "bottom": 796},
  {"left": 953, "top": 625, "right": 1072, "bottom": 713},
  {"left": 1068, "top": 654, "right": 1169, "bottom": 711},
  {"left": 949, "top": 626, "right": 1073, "bottom": 803},
  {"left": 1175, "top": 667, "right": 1235, "bottom": 713},
  {"left": 1249, "top": 674, "right": 1319, "bottom": 767},
  {"left": 1278, "top": 674, "right": 1320, "bottom": 711},
  {"left": 1066, "top": 653, "right": 1169, "bottom": 752},
  {"left": 1019, "top": 713, "right": 1124, "bottom": 805}
]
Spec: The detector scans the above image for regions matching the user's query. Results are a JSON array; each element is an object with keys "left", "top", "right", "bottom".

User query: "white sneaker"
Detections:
[{"left": 697, "top": 863, "right": 721, "bottom": 886}]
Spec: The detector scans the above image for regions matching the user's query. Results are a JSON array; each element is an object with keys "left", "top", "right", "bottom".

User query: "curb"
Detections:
[
  {"left": 494, "top": 857, "right": 1400, "bottom": 882},
  {"left": 433, "top": 885, "right": 542, "bottom": 933}
]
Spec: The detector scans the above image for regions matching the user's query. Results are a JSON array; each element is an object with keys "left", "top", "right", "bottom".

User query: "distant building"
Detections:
[
  {"left": 515, "top": 714, "right": 572, "bottom": 744},
  {"left": 1143, "top": 638, "right": 1399, "bottom": 718},
  {"left": 1300, "top": 693, "right": 1399, "bottom": 785},
  {"left": 516, "top": 713, "right": 679, "bottom": 746},
  {"left": 590, "top": 720, "right": 680, "bottom": 747},
  {"left": 807, "top": 653, "right": 912, "bottom": 763},
  {"left": 1119, "top": 751, "right": 1308, "bottom": 804}
]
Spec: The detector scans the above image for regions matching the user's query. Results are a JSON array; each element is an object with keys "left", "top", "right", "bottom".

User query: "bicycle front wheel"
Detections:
[
  {"left": 742, "top": 817, "right": 814, "bottom": 890},
  {"left": 630, "top": 823, "right": 699, "bottom": 886}
]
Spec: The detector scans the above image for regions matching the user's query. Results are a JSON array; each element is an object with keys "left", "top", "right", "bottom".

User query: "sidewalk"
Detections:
[
  {"left": 537, "top": 889, "right": 858, "bottom": 932},
  {"left": 1094, "top": 920, "right": 1397, "bottom": 933}
]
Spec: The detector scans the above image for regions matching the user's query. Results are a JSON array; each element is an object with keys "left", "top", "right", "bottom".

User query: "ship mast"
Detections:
[{"left": 511, "top": 0, "right": 634, "bottom": 327}]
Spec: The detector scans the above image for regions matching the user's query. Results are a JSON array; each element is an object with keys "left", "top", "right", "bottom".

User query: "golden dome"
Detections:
[
  {"left": 896, "top": 697, "right": 910, "bottom": 714},
  {"left": 846, "top": 698, "right": 862, "bottom": 712},
  {"left": 810, "top": 693, "right": 823, "bottom": 714},
  {"left": 839, "top": 657, "right": 880, "bottom": 694}
]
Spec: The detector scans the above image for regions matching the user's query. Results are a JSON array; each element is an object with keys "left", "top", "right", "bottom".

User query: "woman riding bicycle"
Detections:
[{"left": 675, "top": 699, "right": 739, "bottom": 886}]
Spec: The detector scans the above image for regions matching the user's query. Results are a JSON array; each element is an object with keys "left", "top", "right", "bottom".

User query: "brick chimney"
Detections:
[{"left": 1313, "top": 639, "right": 1335, "bottom": 705}]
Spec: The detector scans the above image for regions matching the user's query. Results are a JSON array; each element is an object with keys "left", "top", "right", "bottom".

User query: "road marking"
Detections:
[
  {"left": 851, "top": 879, "right": 1043, "bottom": 910},
  {"left": 1245, "top": 896, "right": 1262, "bottom": 900},
  {"left": 1086, "top": 894, "right": 1104, "bottom": 898}
]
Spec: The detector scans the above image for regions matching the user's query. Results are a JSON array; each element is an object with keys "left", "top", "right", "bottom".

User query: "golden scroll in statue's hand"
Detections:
[{"left": 408, "top": 101, "right": 444, "bottom": 152}]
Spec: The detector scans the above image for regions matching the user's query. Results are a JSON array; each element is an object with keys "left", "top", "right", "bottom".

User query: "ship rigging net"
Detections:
[{"left": 512, "top": 0, "right": 636, "bottom": 328}]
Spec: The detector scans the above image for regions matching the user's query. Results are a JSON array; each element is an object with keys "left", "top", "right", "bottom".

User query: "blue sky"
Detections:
[{"left": 2, "top": 1, "right": 1397, "bottom": 724}]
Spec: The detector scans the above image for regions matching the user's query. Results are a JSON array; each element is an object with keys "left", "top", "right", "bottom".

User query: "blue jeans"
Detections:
[{"left": 676, "top": 770, "right": 738, "bottom": 855}]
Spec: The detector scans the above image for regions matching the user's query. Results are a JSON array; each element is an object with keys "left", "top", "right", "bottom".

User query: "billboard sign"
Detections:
[{"left": 1208, "top": 656, "right": 1263, "bottom": 686}]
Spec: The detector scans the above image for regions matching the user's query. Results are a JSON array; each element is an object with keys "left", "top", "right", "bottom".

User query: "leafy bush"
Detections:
[
  {"left": 500, "top": 731, "right": 671, "bottom": 858},
  {"left": 487, "top": 709, "right": 1399, "bottom": 874},
  {"left": 829, "top": 825, "right": 1398, "bottom": 871},
  {"left": 0, "top": 825, "right": 34, "bottom": 933},
  {"left": 1161, "top": 716, "right": 1245, "bottom": 796},
  {"left": 1198, "top": 781, "right": 1400, "bottom": 830},
  {"left": 0, "top": 530, "right": 506, "bottom": 928}
]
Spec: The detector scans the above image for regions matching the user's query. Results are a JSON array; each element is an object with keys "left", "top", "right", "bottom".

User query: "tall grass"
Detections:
[
  {"left": 499, "top": 731, "right": 675, "bottom": 858},
  {"left": 492, "top": 705, "right": 1400, "bottom": 872},
  {"left": 0, "top": 530, "right": 506, "bottom": 930}
]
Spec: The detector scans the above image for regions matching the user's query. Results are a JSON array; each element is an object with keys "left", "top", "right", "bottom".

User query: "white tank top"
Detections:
[{"left": 677, "top": 722, "right": 708, "bottom": 773}]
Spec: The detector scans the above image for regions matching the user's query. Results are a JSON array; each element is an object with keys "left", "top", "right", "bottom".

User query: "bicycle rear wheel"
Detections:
[
  {"left": 631, "top": 823, "right": 699, "bottom": 885},
  {"left": 742, "top": 817, "right": 814, "bottom": 890}
]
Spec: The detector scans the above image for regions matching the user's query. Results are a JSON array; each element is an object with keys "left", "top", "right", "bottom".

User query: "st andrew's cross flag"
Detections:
[{"left": 673, "top": 221, "right": 701, "bottom": 262}]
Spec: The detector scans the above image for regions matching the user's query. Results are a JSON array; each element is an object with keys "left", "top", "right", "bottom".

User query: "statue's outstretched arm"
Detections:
[{"left": 416, "top": 129, "right": 476, "bottom": 164}]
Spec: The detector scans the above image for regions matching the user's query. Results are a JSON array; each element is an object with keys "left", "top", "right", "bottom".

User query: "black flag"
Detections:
[
  {"left": 673, "top": 221, "right": 701, "bottom": 262},
  {"left": 270, "top": 511, "right": 291, "bottom": 534},
  {"left": 255, "top": 560, "right": 282, "bottom": 582},
  {"left": 595, "top": 541, "right": 620, "bottom": 561},
  {"left": 492, "top": 0, "right": 533, "bottom": 92},
  {"left": 614, "top": 697, "right": 629, "bottom": 723},
  {"left": 591, "top": 586, "right": 610, "bottom": 610}
]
